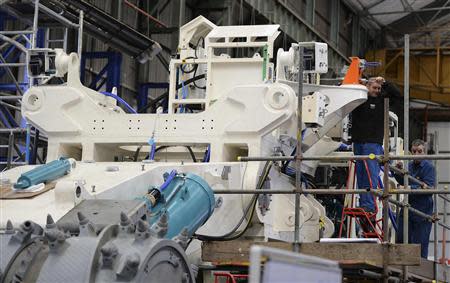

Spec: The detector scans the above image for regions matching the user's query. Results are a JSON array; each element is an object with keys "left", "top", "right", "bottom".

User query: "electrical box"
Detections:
[
  {"left": 302, "top": 91, "right": 327, "bottom": 127},
  {"left": 298, "top": 42, "right": 328, "bottom": 74},
  {"left": 28, "top": 49, "right": 57, "bottom": 78}
]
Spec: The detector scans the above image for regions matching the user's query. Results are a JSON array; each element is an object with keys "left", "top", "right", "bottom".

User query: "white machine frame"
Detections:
[{"left": 2, "top": 16, "right": 371, "bottom": 244}]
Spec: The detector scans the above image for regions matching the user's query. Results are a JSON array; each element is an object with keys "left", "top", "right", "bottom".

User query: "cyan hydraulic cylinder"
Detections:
[
  {"left": 14, "top": 158, "right": 75, "bottom": 189},
  {"left": 149, "top": 172, "right": 215, "bottom": 239}
]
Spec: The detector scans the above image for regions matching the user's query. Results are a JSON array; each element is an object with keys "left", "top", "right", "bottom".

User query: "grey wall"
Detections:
[{"left": 0, "top": 0, "right": 376, "bottom": 106}]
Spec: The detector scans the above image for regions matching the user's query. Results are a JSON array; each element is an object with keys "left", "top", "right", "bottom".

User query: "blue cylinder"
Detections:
[
  {"left": 14, "top": 158, "right": 73, "bottom": 189},
  {"left": 149, "top": 172, "right": 215, "bottom": 239}
]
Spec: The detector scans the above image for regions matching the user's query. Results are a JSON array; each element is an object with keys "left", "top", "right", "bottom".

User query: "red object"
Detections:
[
  {"left": 338, "top": 161, "right": 384, "bottom": 241},
  {"left": 213, "top": 272, "right": 248, "bottom": 283},
  {"left": 342, "top": 57, "right": 362, "bottom": 85},
  {"left": 123, "top": 0, "right": 168, "bottom": 28}
]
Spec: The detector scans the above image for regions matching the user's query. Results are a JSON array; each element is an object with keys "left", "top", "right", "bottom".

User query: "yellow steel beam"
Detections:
[{"left": 366, "top": 47, "right": 450, "bottom": 105}]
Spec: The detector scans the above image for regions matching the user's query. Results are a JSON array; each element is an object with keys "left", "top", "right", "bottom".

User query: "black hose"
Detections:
[
  {"left": 144, "top": 145, "right": 197, "bottom": 162},
  {"left": 195, "top": 161, "right": 273, "bottom": 241},
  {"left": 180, "top": 56, "right": 197, "bottom": 74},
  {"left": 193, "top": 65, "right": 206, "bottom": 90},
  {"left": 138, "top": 74, "right": 206, "bottom": 113},
  {"left": 193, "top": 37, "right": 206, "bottom": 90},
  {"left": 155, "top": 145, "right": 170, "bottom": 152},
  {"left": 184, "top": 146, "right": 197, "bottom": 163},
  {"left": 133, "top": 145, "right": 142, "bottom": 161},
  {"left": 177, "top": 73, "right": 206, "bottom": 90}
]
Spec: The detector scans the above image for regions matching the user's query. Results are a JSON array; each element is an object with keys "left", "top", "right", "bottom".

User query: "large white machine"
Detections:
[{"left": 0, "top": 16, "right": 370, "bottom": 279}]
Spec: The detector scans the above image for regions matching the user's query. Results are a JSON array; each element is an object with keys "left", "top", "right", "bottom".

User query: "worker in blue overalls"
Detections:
[{"left": 395, "top": 139, "right": 436, "bottom": 258}]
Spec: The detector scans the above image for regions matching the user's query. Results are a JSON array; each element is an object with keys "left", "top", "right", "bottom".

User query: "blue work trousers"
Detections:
[
  {"left": 397, "top": 211, "right": 432, "bottom": 258},
  {"left": 353, "top": 143, "right": 383, "bottom": 212}
]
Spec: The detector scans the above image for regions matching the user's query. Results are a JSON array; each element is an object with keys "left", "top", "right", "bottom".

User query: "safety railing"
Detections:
[{"left": 230, "top": 153, "right": 450, "bottom": 282}]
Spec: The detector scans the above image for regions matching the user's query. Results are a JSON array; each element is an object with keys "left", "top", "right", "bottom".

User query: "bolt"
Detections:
[
  {"left": 136, "top": 219, "right": 149, "bottom": 233},
  {"left": 119, "top": 212, "right": 134, "bottom": 234},
  {"left": 77, "top": 212, "right": 89, "bottom": 225},
  {"left": 100, "top": 242, "right": 118, "bottom": 268},
  {"left": 154, "top": 212, "right": 169, "bottom": 238},
  {"left": 46, "top": 214, "right": 57, "bottom": 230},
  {"left": 125, "top": 253, "right": 140, "bottom": 268},
  {"left": 116, "top": 253, "right": 140, "bottom": 279},
  {"left": 135, "top": 219, "right": 149, "bottom": 240},
  {"left": 120, "top": 212, "right": 130, "bottom": 226},
  {"left": 174, "top": 227, "right": 189, "bottom": 249},
  {"left": 5, "top": 219, "right": 14, "bottom": 234},
  {"left": 45, "top": 229, "right": 66, "bottom": 251}
]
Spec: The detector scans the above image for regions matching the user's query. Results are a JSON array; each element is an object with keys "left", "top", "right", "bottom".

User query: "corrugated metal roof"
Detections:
[{"left": 347, "top": 0, "right": 434, "bottom": 26}]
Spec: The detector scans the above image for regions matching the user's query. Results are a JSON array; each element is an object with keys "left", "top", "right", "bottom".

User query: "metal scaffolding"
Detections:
[
  {"left": 231, "top": 42, "right": 450, "bottom": 281},
  {"left": 0, "top": 0, "right": 84, "bottom": 168}
]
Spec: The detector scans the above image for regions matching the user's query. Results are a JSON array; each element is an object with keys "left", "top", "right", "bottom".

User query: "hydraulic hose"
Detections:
[
  {"left": 145, "top": 145, "right": 197, "bottom": 162},
  {"left": 195, "top": 161, "right": 273, "bottom": 241},
  {"left": 101, "top": 91, "right": 137, "bottom": 114},
  {"left": 160, "top": 169, "right": 177, "bottom": 191},
  {"left": 138, "top": 74, "right": 206, "bottom": 113},
  {"left": 149, "top": 138, "right": 156, "bottom": 160},
  {"left": 202, "top": 145, "right": 211, "bottom": 163}
]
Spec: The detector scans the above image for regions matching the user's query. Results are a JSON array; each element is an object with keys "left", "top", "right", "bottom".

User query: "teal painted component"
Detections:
[
  {"left": 14, "top": 158, "right": 72, "bottom": 189},
  {"left": 150, "top": 172, "right": 215, "bottom": 239}
]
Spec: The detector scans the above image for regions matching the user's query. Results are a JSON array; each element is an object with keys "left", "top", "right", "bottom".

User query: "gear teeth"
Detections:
[
  {"left": 154, "top": 212, "right": 168, "bottom": 238},
  {"left": 45, "top": 229, "right": 66, "bottom": 251},
  {"left": 180, "top": 227, "right": 189, "bottom": 237},
  {"left": 119, "top": 212, "right": 135, "bottom": 234},
  {"left": 77, "top": 212, "right": 96, "bottom": 237},
  {"left": 5, "top": 219, "right": 14, "bottom": 234},
  {"left": 45, "top": 229, "right": 59, "bottom": 242},
  {"left": 173, "top": 227, "right": 189, "bottom": 249},
  {"left": 136, "top": 219, "right": 148, "bottom": 233},
  {"left": 46, "top": 214, "right": 57, "bottom": 230},
  {"left": 159, "top": 212, "right": 168, "bottom": 225},
  {"left": 120, "top": 212, "right": 130, "bottom": 226},
  {"left": 77, "top": 212, "right": 89, "bottom": 225},
  {"left": 134, "top": 220, "right": 150, "bottom": 240},
  {"left": 12, "top": 221, "right": 34, "bottom": 243},
  {"left": 116, "top": 253, "right": 140, "bottom": 279},
  {"left": 100, "top": 242, "right": 118, "bottom": 268}
]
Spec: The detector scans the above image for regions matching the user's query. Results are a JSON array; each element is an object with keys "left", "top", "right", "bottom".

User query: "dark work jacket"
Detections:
[
  {"left": 395, "top": 160, "right": 436, "bottom": 222},
  {"left": 351, "top": 95, "right": 385, "bottom": 144},
  {"left": 351, "top": 81, "right": 400, "bottom": 144}
]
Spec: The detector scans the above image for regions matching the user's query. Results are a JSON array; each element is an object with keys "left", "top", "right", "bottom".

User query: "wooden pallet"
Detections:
[
  {"left": 0, "top": 182, "right": 56, "bottom": 199},
  {"left": 201, "top": 240, "right": 450, "bottom": 281}
]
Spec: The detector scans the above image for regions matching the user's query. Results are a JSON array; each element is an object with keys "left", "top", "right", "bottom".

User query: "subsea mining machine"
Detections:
[{"left": 0, "top": 16, "right": 384, "bottom": 282}]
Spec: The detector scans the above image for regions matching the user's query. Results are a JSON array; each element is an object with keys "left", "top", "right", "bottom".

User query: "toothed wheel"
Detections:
[{"left": 0, "top": 213, "right": 194, "bottom": 283}]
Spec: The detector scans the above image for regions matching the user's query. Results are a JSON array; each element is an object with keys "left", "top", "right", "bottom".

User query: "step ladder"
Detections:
[
  {"left": 338, "top": 160, "right": 384, "bottom": 241},
  {"left": 339, "top": 207, "right": 383, "bottom": 241}
]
